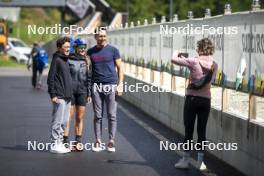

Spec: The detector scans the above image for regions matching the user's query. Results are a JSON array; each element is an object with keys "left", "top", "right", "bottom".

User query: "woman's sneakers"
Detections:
[
  {"left": 197, "top": 161, "right": 207, "bottom": 171},
  {"left": 175, "top": 152, "right": 207, "bottom": 171},
  {"left": 71, "top": 142, "right": 84, "bottom": 152},
  {"left": 72, "top": 136, "right": 84, "bottom": 152},
  {"left": 174, "top": 157, "right": 189, "bottom": 169},
  {"left": 197, "top": 152, "right": 207, "bottom": 171},
  {"left": 175, "top": 152, "right": 190, "bottom": 169},
  {"left": 174, "top": 157, "right": 207, "bottom": 171},
  {"left": 107, "top": 141, "right": 116, "bottom": 152}
]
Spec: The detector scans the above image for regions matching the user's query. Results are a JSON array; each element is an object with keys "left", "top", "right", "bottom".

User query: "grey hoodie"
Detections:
[{"left": 68, "top": 53, "right": 92, "bottom": 96}]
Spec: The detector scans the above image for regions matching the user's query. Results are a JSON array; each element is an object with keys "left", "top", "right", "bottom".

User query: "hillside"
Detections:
[{"left": 9, "top": 8, "right": 61, "bottom": 45}]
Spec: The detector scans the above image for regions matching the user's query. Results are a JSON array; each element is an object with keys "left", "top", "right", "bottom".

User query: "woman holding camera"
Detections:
[{"left": 171, "top": 38, "right": 218, "bottom": 171}]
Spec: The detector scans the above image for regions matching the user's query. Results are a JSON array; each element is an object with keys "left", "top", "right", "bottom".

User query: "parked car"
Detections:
[{"left": 6, "top": 38, "right": 31, "bottom": 63}]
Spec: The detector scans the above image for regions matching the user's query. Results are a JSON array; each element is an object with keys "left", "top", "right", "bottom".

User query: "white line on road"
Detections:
[{"left": 118, "top": 104, "right": 201, "bottom": 170}]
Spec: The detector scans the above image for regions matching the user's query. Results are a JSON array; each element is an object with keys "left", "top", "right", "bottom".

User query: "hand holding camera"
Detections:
[{"left": 178, "top": 53, "right": 189, "bottom": 58}]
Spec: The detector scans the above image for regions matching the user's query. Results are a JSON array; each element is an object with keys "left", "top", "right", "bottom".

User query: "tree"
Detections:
[{"left": 106, "top": 0, "right": 260, "bottom": 22}]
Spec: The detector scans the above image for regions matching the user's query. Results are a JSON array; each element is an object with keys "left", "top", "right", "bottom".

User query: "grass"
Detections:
[
  {"left": 8, "top": 8, "right": 61, "bottom": 45},
  {"left": 0, "top": 56, "right": 26, "bottom": 68}
]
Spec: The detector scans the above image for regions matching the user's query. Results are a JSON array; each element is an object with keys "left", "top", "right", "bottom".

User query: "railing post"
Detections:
[
  {"left": 173, "top": 14, "right": 178, "bottom": 22},
  {"left": 160, "top": 71, "right": 164, "bottom": 86},
  {"left": 187, "top": 11, "right": 194, "bottom": 19},
  {"left": 150, "top": 70, "right": 154, "bottom": 83},
  {"left": 128, "top": 62, "right": 131, "bottom": 75},
  {"left": 171, "top": 75, "right": 176, "bottom": 91},
  {"left": 222, "top": 88, "right": 229, "bottom": 111},
  {"left": 249, "top": 94, "right": 257, "bottom": 119},
  {"left": 252, "top": 0, "right": 261, "bottom": 11},
  {"left": 224, "top": 3, "right": 232, "bottom": 15},
  {"left": 135, "top": 63, "right": 139, "bottom": 77},
  {"left": 204, "top": 8, "right": 211, "bottom": 18},
  {"left": 141, "top": 66, "right": 144, "bottom": 80}
]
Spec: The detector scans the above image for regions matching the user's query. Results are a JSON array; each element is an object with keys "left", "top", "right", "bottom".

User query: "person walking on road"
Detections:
[
  {"left": 27, "top": 42, "right": 39, "bottom": 88},
  {"left": 63, "top": 38, "right": 92, "bottom": 151},
  {"left": 47, "top": 37, "right": 73, "bottom": 154},
  {"left": 27, "top": 42, "right": 49, "bottom": 89},
  {"left": 171, "top": 38, "right": 218, "bottom": 171},
  {"left": 87, "top": 27, "right": 124, "bottom": 153}
]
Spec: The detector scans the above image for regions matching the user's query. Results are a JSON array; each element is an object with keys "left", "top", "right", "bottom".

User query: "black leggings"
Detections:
[
  {"left": 183, "top": 95, "right": 211, "bottom": 151},
  {"left": 32, "top": 60, "right": 43, "bottom": 88}
]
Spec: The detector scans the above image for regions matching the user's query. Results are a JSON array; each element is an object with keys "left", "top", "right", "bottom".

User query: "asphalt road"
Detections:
[{"left": 0, "top": 68, "right": 244, "bottom": 176}]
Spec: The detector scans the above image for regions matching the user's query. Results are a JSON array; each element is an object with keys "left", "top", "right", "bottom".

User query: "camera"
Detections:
[{"left": 178, "top": 53, "right": 189, "bottom": 58}]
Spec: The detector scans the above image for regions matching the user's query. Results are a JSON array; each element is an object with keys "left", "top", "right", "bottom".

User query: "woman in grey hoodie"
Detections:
[
  {"left": 63, "top": 38, "right": 92, "bottom": 151},
  {"left": 171, "top": 38, "right": 218, "bottom": 171}
]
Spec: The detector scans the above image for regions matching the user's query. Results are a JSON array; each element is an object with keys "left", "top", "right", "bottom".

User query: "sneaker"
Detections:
[
  {"left": 198, "top": 161, "right": 207, "bottom": 171},
  {"left": 36, "top": 84, "right": 41, "bottom": 89},
  {"left": 107, "top": 142, "right": 116, "bottom": 153},
  {"left": 71, "top": 142, "right": 84, "bottom": 152},
  {"left": 50, "top": 143, "right": 71, "bottom": 154},
  {"left": 92, "top": 142, "right": 103, "bottom": 152},
  {"left": 63, "top": 136, "right": 70, "bottom": 149},
  {"left": 61, "top": 143, "right": 71, "bottom": 153},
  {"left": 174, "top": 157, "right": 189, "bottom": 169},
  {"left": 64, "top": 143, "right": 70, "bottom": 149}
]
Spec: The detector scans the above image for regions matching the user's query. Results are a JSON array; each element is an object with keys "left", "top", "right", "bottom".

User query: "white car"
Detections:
[{"left": 7, "top": 38, "right": 32, "bottom": 63}]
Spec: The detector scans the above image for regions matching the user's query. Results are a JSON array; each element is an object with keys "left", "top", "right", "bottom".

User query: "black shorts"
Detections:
[{"left": 71, "top": 94, "right": 87, "bottom": 106}]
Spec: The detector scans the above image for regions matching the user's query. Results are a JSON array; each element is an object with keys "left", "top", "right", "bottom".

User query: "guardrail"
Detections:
[{"left": 80, "top": 6, "right": 264, "bottom": 120}]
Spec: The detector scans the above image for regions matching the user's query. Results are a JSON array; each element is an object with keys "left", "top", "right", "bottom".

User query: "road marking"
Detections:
[{"left": 118, "top": 104, "right": 200, "bottom": 169}]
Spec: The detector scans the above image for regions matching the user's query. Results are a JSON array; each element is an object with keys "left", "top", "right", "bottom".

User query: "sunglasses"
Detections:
[{"left": 77, "top": 45, "right": 87, "bottom": 49}]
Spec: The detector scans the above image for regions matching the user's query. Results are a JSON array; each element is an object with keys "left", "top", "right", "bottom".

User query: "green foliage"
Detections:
[
  {"left": 122, "top": 55, "right": 127, "bottom": 62},
  {"left": 150, "top": 59, "right": 158, "bottom": 70},
  {"left": 161, "top": 60, "right": 172, "bottom": 73},
  {"left": 9, "top": 8, "right": 61, "bottom": 45},
  {"left": 128, "top": 56, "right": 135, "bottom": 64},
  {"left": 106, "top": 0, "right": 255, "bottom": 22},
  {"left": 146, "top": 60, "right": 152, "bottom": 68},
  {"left": 107, "top": 0, "right": 168, "bottom": 22},
  {"left": 166, "top": 62, "right": 172, "bottom": 73},
  {"left": 161, "top": 60, "right": 166, "bottom": 72},
  {"left": 136, "top": 57, "right": 145, "bottom": 67},
  {"left": 0, "top": 57, "right": 25, "bottom": 67}
]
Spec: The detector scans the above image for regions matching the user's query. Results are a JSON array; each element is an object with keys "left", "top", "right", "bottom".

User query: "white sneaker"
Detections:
[
  {"left": 50, "top": 143, "right": 71, "bottom": 154},
  {"left": 107, "top": 142, "right": 116, "bottom": 153},
  {"left": 92, "top": 142, "right": 104, "bottom": 152},
  {"left": 198, "top": 161, "right": 207, "bottom": 171},
  {"left": 174, "top": 157, "right": 189, "bottom": 169},
  {"left": 61, "top": 143, "right": 71, "bottom": 153}
]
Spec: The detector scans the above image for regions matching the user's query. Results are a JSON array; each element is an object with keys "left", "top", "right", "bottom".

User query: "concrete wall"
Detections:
[{"left": 122, "top": 75, "right": 264, "bottom": 176}]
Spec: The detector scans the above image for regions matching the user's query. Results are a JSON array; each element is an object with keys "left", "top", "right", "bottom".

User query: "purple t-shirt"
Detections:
[{"left": 87, "top": 44, "right": 120, "bottom": 84}]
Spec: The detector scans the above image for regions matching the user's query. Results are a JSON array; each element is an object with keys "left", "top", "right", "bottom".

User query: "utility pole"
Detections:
[
  {"left": 126, "top": 0, "right": 129, "bottom": 21},
  {"left": 169, "top": 0, "right": 173, "bottom": 21},
  {"left": 60, "top": 6, "right": 65, "bottom": 29}
]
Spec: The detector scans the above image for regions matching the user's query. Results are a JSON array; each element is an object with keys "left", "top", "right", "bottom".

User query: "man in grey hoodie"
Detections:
[{"left": 47, "top": 37, "right": 73, "bottom": 154}]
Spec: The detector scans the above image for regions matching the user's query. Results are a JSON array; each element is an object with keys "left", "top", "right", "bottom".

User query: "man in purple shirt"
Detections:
[{"left": 87, "top": 27, "right": 124, "bottom": 153}]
